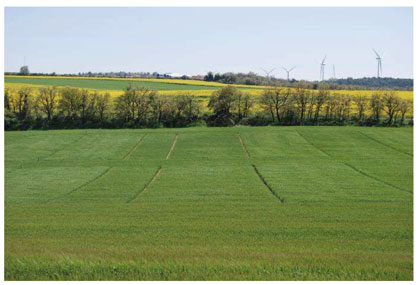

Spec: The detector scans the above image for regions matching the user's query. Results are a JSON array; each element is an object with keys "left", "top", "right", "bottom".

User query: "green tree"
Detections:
[{"left": 19, "top": 65, "right": 30, "bottom": 75}]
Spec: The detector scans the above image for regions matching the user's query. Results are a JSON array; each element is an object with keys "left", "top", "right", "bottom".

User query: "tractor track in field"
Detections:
[
  {"left": 358, "top": 131, "right": 412, "bottom": 157},
  {"left": 126, "top": 166, "right": 162, "bottom": 203},
  {"left": 40, "top": 132, "right": 88, "bottom": 161},
  {"left": 123, "top": 134, "right": 147, "bottom": 160},
  {"left": 237, "top": 132, "right": 282, "bottom": 202},
  {"left": 343, "top": 162, "right": 412, "bottom": 195},
  {"left": 296, "top": 130, "right": 332, "bottom": 158},
  {"left": 252, "top": 164, "right": 284, "bottom": 203},
  {"left": 47, "top": 166, "right": 113, "bottom": 202},
  {"left": 237, "top": 133, "right": 251, "bottom": 158},
  {"left": 165, "top": 134, "right": 179, "bottom": 160},
  {"left": 297, "top": 130, "right": 412, "bottom": 196}
]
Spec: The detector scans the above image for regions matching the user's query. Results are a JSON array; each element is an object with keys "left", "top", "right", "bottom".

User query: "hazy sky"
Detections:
[{"left": 5, "top": 7, "right": 413, "bottom": 80}]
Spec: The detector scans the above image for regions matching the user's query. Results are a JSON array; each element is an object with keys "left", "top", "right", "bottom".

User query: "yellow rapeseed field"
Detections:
[{"left": 5, "top": 79, "right": 413, "bottom": 103}]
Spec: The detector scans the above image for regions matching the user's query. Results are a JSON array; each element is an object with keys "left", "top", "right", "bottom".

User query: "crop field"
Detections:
[
  {"left": 4, "top": 126, "right": 412, "bottom": 280},
  {"left": 4, "top": 75, "right": 414, "bottom": 100}
]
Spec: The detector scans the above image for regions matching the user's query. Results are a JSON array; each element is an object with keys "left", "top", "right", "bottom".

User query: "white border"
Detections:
[{"left": 1, "top": 1, "right": 416, "bottom": 284}]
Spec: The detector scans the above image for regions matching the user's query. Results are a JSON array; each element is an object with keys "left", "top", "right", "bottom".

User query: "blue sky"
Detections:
[{"left": 5, "top": 7, "right": 413, "bottom": 80}]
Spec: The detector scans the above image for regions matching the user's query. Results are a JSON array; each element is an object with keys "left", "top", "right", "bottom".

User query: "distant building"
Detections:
[
  {"left": 191, "top": 75, "right": 205, "bottom": 80},
  {"left": 156, "top": 73, "right": 187, "bottom": 79}
]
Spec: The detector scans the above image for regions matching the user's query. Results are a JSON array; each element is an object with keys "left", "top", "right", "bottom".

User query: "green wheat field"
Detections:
[{"left": 4, "top": 126, "right": 413, "bottom": 280}]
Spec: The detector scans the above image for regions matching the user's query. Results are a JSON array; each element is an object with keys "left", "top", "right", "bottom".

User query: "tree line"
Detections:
[
  {"left": 4, "top": 85, "right": 412, "bottom": 130},
  {"left": 203, "top": 72, "right": 413, "bottom": 91}
]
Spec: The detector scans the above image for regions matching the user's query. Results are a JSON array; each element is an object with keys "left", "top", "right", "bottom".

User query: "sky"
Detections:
[{"left": 5, "top": 7, "right": 413, "bottom": 80}]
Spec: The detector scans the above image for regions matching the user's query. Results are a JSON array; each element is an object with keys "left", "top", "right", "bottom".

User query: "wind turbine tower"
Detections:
[
  {"left": 319, "top": 55, "right": 327, "bottom": 81},
  {"left": 261, "top": 68, "right": 276, "bottom": 82},
  {"left": 282, "top": 66, "right": 295, "bottom": 81},
  {"left": 373, "top": 49, "right": 382, "bottom": 78}
]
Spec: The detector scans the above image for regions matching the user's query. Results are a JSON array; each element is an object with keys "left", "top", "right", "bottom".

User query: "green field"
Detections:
[
  {"left": 5, "top": 76, "right": 224, "bottom": 91},
  {"left": 4, "top": 126, "right": 413, "bottom": 280}
]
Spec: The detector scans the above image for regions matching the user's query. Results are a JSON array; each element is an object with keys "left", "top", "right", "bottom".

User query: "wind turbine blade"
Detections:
[
  {"left": 372, "top": 48, "right": 380, "bottom": 58},
  {"left": 282, "top": 66, "right": 288, "bottom": 72},
  {"left": 289, "top": 66, "right": 296, "bottom": 72},
  {"left": 269, "top": 68, "right": 276, "bottom": 74},
  {"left": 322, "top": 55, "right": 327, "bottom": 64}
]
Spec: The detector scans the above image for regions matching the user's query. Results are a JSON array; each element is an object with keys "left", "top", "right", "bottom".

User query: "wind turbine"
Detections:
[
  {"left": 261, "top": 68, "right": 276, "bottom": 82},
  {"left": 332, "top": 64, "right": 336, "bottom": 79},
  {"left": 319, "top": 55, "right": 327, "bottom": 81},
  {"left": 282, "top": 66, "right": 295, "bottom": 81},
  {"left": 373, "top": 49, "right": 382, "bottom": 78}
]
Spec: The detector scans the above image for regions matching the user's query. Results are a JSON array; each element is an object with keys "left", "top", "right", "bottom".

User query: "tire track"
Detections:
[
  {"left": 252, "top": 164, "right": 284, "bottom": 203},
  {"left": 41, "top": 132, "right": 87, "bottom": 161},
  {"left": 127, "top": 166, "right": 162, "bottom": 203},
  {"left": 47, "top": 166, "right": 113, "bottom": 202},
  {"left": 343, "top": 162, "right": 412, "bottom": 195},
  {"left": 237, "top": 132, "right": 251, "bottom": 158},
  {"left": 165, "top": 134, "right": 179, "bottom": 160},
  {"left": 296, "top": 130, "right": 331, "bottom": 158},
  {"left": 358, "top": 131, "right": 412, "bottom": 157},
  {"left": 297, "top": 130, "right": 412, "bottom": 196},
  {"left": 123, "top": 134, "right": 147, "bottom": 160}
]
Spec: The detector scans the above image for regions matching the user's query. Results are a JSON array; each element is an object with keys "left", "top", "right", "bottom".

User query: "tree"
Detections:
[
  {"left": 382, "top": 91, "right": 400, "bottom": 125},
  {"left": 398, "top": 99, "right": 411, "bottom": 125},
  {"left": 149, "top": 93, "right": 170, "bottom": 125},
  {"left": 208, "top": 86, "right": 240, "bottom": 126},
  {"left": 204, "top": 72, "right": 214, "bottom": 81},
  {"left": 314, "top": 88, "right": 329, "bottom": 122},
  {"left": 59, "top": 88, "right": 83, "bottom": 119},
  {"left": 235, "top": 92, "right": 253, "bottom": 120},
  {"left": 4, "top": 89, "right": 11, "bottom": 111},
  {"left": 293, "top": 85, "right": 310, "bottom": 124},
  {"left": 19, "top": 66, "right": 30, "bottom": 75},
  {"left": 324, "top": 94, "right": 339, "bottom": 121},
  {"left": 369, "top": 92, "right": 383, "bottom": 123},
  {"left": 174, "top": 94, "right": 201, "bottom": 122},
  {"left": 134, "top": 87, "right": 155, "bottom": 123},
  {"left": 208, "top": 86, "right": 239, "bottom": 117},
  {"left": 114, "top": 87, "right": 136, "bottom": 122},
  {"left": 96, "top": 93, "right": 111, "bottom": 122},
  {"left": 353, "top": 95, "right": 368, "bottom": 122},
  {"left": 260, "top": 88, "right": 291, "bottom": 123},
  {"left": 335, "top": 95, "right": 352, "bottom": 122},
  {"left": 36, "top": 87, "right": 57, "bottom": 121}
]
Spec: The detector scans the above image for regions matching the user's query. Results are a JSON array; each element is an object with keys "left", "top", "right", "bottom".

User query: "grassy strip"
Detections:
[{"left": 5, "top": 257, "right": 411, "bottom": 281}]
